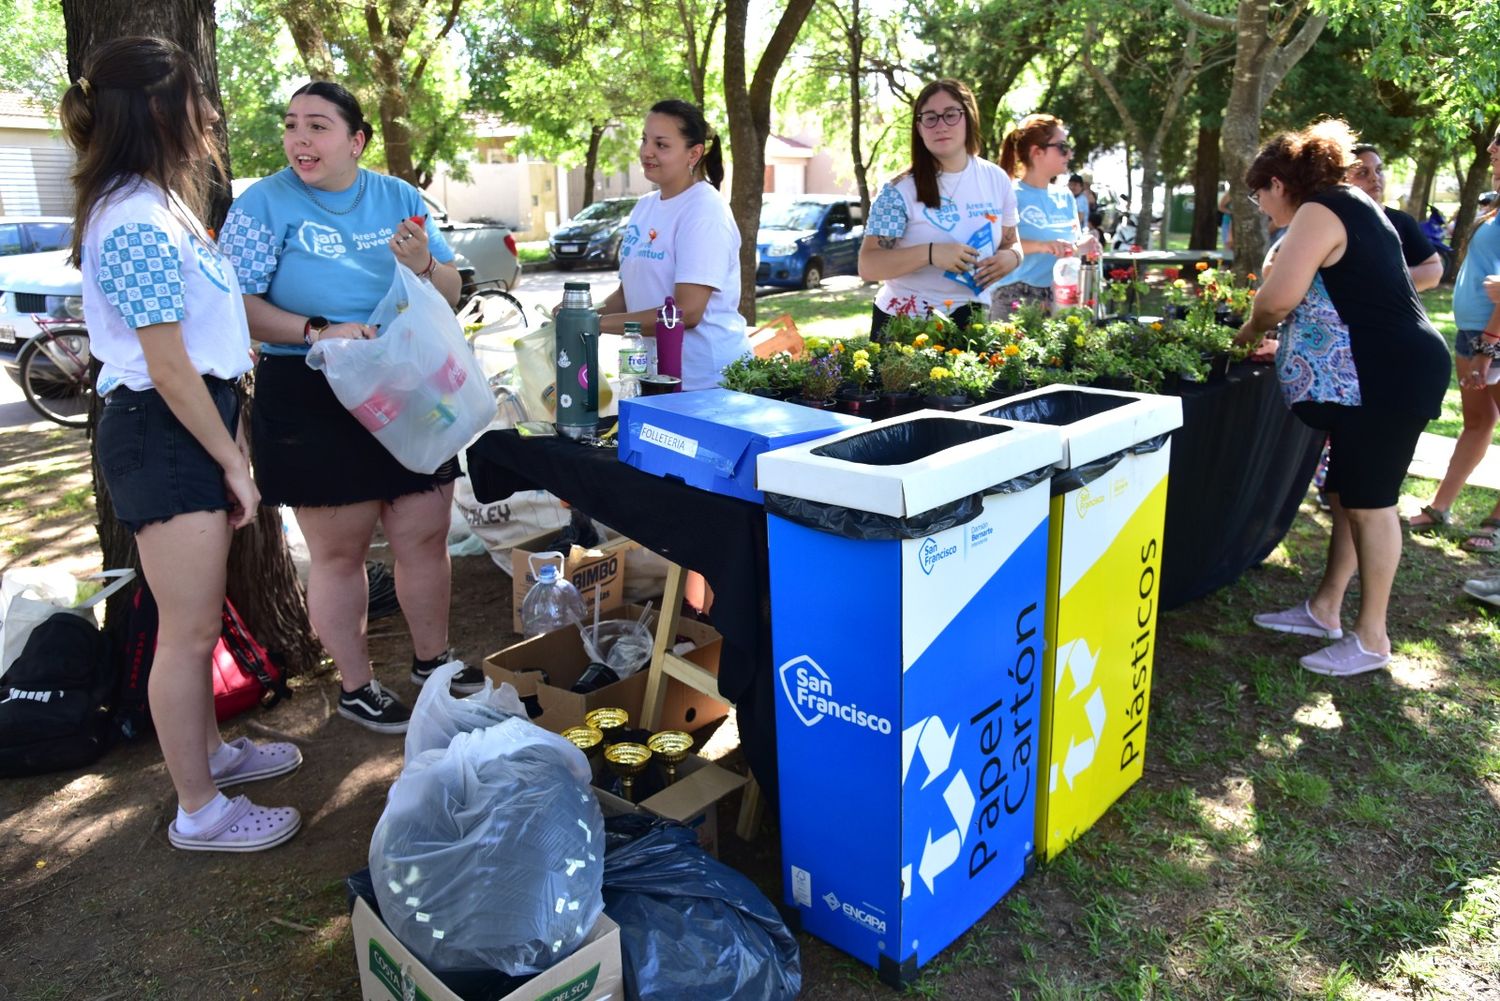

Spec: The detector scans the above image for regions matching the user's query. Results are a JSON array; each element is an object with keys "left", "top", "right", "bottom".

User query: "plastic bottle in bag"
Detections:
[
  {"left": 1052, "top": 254, "right": 1081, "bottom": 307},
  {"left": 520, "top": 552, "right": 586, "bottom": 637}
]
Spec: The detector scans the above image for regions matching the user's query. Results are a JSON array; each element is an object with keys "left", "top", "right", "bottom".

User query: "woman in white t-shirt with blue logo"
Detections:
[
  {"left": 593, "top": 100, "right": 748, "bottom": 390},
  {"left": 63, "top": 36, "right": 299, "bottom": 853},
  {"left": 992, "top": 114, "right": 1099, "bottom": 317},
  {"left": 858, "top": 79, "right": 1023, "bottom": 338}
]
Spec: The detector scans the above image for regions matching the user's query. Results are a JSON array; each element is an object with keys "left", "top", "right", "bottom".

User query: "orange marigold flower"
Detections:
[
  {"left": 943, "top": 299, "right": 954, "bottom": 308},
  {"left": 1247, "top": 273, "right": 1257, "bottom": 281},
  {"left": 1195, "top": 261, "right": 1209, "bottom": 271}
]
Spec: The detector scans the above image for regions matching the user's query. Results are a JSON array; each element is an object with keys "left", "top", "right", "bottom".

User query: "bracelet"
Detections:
[
  {"left": 927, "top": 242, "right": 933, "bottom": 267},
  {"left": 418, "top": 254, "right": 438, "bottom": 280}
]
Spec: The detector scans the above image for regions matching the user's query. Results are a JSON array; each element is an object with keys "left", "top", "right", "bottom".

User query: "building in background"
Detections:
[
  {"left": 426, "top": 118, "right": 566, "bottom": 241},
  {"left": 0, "top": 94, "right": 70, "bottom": 216}
]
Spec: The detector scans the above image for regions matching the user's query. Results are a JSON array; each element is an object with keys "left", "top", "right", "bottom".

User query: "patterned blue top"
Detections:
[
  {"left": 220, "top": 168, "right": 454, "bottom": 356},
  {"left": 1010, "top": 181, "right": 1079, "bottom": 287},
  {"left": 1276, "top": 273, "right": 1361, "bottom": 407}
]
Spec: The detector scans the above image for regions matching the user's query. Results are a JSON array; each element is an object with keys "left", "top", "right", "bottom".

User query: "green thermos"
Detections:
[{"left": 555, "top": 281, "right": 600, "bottom": 439}]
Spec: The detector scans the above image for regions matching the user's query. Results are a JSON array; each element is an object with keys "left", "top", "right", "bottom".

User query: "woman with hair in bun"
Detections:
[
  {"left": 220, "top": 81, "right": 484, "bottom": 736},
  {"left": 858, "top": 79, "right": 1023, "bottom": 338},
  {"left": 1236, "top": 120, "right": 1450, "bottom": 678},
  {"left": 63, "top": 36, "right": 300, "bottom": 851},
  {"left": 991, "top": 114, "right": 1099, "bottom": 317},
  {"left": 593, "top": 99, "right": 747, "bottom": 390}
]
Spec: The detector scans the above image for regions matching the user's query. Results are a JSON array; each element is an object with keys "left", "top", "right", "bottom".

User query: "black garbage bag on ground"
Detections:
[{"left": 602, "top": 815, "right": 800, "bottom": 1001}]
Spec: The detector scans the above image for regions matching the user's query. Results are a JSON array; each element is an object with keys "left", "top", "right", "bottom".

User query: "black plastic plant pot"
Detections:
[
  {"left": 975, "top": 387, "right": 1133, "bottom": 427},
  {"left": 810, "top": 416, "right": 1010, "bottom": 467}
]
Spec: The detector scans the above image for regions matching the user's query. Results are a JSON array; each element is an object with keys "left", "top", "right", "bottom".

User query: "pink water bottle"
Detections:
[{"left": 655, "top": 297, "right": 684, "bottom": 388}]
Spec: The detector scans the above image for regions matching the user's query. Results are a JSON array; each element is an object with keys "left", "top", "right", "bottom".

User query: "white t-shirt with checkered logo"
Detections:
[
  {"left": 82, "top": 179, "right": 252, "bottom": 394},
  {"left": 865, "top": 156, "right": 1018, "bottom": 317}
]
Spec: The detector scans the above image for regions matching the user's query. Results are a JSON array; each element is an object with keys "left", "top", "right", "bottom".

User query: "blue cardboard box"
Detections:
[
  {"left": 617, "top": 389, "right": 866, "bottom": 504},
  {"left": 760, "top": 412, "right": 1061, "bottom": 982}
]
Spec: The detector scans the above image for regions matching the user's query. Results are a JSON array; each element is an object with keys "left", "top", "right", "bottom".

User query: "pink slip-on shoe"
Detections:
[
  {"left": 1253, "top": 601, "right": 1343, "bottom": 640},
  {"left": 168, "top": 796, "right": 300, "bottom": 852},
  {"left": 1299, "top": 635, "right": 1390, "bottom": 678},
  {"left": 211, "top": 736, "right": 303, "bottom": 788}
]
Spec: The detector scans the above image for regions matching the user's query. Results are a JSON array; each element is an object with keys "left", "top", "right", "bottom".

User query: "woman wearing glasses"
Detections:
[
  {"left": 1235, "top": 120, "right": 1449, "bottom": 678},
  {"left": 858, "top": 79, "right": 1022, "bottom": 338},
  {"left": 992, "top": 114, "right": 1099, "bottom": 317}
]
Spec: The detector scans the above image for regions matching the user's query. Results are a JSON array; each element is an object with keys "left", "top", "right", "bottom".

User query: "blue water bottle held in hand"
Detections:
[{"left": 520, "top": 552, "right": 587, "bottom": 637}]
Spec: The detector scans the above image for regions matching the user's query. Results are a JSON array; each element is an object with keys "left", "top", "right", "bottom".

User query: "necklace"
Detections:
[{"left": 296, "top": 169, "right": 366, "bottom": 216}]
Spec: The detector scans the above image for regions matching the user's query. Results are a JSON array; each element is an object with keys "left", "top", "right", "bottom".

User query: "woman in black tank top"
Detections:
[{"left": 1233, "top": 120, "right": 1450, "bottom": 680}]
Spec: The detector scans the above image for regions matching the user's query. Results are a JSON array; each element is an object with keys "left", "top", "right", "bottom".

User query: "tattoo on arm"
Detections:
[
  {"left": 877, "top": 235, "right": 899, "bottom": 250},
  {"left": 999, "top": 225, "right": 1019, "bottom": 250}
]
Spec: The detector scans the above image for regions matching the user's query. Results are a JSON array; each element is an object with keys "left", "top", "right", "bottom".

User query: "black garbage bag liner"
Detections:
[
  {"left": 602, "top": 817, "right": 801, "bottom": 1001},
  {"left": 972, "top": 387, "right": 1133, "bottom": 427},
  {"left": 809, "top": 415, "right": 1007, "bottom": 466}
]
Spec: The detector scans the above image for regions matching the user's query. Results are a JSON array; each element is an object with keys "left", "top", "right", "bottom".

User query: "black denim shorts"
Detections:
[{"left": 96, "top": 377, "right": 240, "bottom": 533}]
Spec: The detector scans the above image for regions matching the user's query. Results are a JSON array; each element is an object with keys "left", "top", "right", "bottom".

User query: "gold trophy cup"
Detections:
[
  {"left": 604, "top": 742, "right": 652, "bottom": 802},
  {"left": 646, "top": 730, "right": 692, "bottom": 784},
  {"left": 584, "top": 707, "right": 629, "bottom": 744},
  {"left": 561, "top": 725, "right": 605, "bottom": 761}
]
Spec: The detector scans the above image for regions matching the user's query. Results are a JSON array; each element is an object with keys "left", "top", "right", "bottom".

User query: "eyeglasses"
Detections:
[
  {"left": 1248, "top": 191, "right": 1262, "bottom": 207},
  {"left": 1043, "top": 142, "right": 1073, "bottom": 155},
  {"left": 917, "top": 108, "right": 965, "bottom": 129}
]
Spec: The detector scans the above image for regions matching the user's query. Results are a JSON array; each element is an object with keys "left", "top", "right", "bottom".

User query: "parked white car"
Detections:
[{"left": 0, "top": 248, "right": 82, "bottom": 382}]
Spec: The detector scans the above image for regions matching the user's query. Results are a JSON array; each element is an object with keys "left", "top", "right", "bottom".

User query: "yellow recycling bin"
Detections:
[{"left": 964, "top": 386, "right": 1182, "bottom": 860}]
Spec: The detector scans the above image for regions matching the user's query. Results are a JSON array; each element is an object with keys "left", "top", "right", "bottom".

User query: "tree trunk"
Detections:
[
  {"left": 724, "top": 0, "right": 818, "bottom": 324},
  {"left": 1453, "top": 118, "right": 1499, "bottom": 267},
  {"left": 62, "top": 0, "right": 321, "bottom": 673},
  {"left": 1405, "top": 143, "right": 1439, "bottom": 218},
  {"left": 581, "top": 124, "right": 605, "bottom": 209},
  {"left": 1220, "top": 73, "right": 1263, "bottom": 272},
  {"left": 1190, "top": 122, "right": 1221, "bottom": 249},
  {"left": 844, "top": 0, "right": 871, "bottom": 220},
  {"left": 1137, "top": 149, "right": 1160, "bottom": 251}
]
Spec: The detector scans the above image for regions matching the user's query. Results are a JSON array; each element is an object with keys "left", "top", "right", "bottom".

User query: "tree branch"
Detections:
[
  {"left": 1262, "top": 12, "right": 1329, "bottom": 104},
  {"left": 1173, "top": 0, "right": 1233, "bottom": 33},
  {"left": 1079, "top": 22, "right": 1143, "bottom": 151},
  {"left": 411, "top": 0, "right": 464, "bottom": 90}
]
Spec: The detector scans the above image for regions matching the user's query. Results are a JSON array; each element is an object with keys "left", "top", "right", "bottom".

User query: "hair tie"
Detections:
[{"left": 76, "top": 77, "right": 92, "bottom": 97}]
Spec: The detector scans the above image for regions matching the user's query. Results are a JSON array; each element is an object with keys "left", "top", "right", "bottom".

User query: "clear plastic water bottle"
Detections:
[
  {"left": 520, "top": 553, "right": 586, "bottom": 637},
  {"left": 1052, "top": 254, "right": 1081, "bottom": 308},
  {"left": 617, "top": 321, "right": 647, "bottom": 400}
]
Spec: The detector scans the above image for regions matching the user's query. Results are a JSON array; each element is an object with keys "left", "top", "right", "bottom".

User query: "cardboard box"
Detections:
[
  {"left": 618, "top": 388, "right": 866, "bottom": 504},
  {"left": 765, "top": 411, "right": 1062, "bottom": 982},
  {"left": 965, "top": 387, "right": 1183, "bottom": 861},
  {"left": 511, "top": 532, "right": 633, "bottom": 634},
  {"left": 592, "top": 752, "right": 749, "bottom": 857},
  {"left": 352, "top": 897, "right": 623, "bottom": 1001},
  {"left": 484, "top": 604, "right": 729, "bottom": 735},
  {"left": 756, "top": 411, "right": 1063, "bottom": 518}
]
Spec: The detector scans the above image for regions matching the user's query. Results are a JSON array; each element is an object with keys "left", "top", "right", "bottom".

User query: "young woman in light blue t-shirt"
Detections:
[
  {"left": 991, "top": 114, "right": 1099, "bottom": 318},
  {"left": 221, "top": 82, "right": 485, "bottom": 734}
]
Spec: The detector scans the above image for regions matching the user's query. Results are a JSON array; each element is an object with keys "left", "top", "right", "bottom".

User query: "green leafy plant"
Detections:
[
  {"left": 798, "top": 354, "right": 843, "bottom": 402},
  {"left": 876, "top": 347, "right": 930, "bottom": 394}
]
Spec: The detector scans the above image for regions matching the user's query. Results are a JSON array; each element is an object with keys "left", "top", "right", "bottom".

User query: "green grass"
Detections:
[{"left": 515, "top": 239, "right": 550, "bottom": 265}]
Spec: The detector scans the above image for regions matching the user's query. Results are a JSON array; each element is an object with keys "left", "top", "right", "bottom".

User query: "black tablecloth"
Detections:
[
  {"left": 1161, "top": 362, "right": 1323, "bottom": 609},
  {"left": 466, "top": 431, "right": 780, "bottom": 802}
]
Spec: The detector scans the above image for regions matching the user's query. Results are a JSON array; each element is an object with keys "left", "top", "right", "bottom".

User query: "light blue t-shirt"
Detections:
[
  {"left": 219, "top": 168, "right": 454, "bottom": 356},
  {"left": 1074, "top": 192, "right": 1089, "bottom": 222},
  {"left": 1010, "top": 181, "right": 1080, "bottom": 287},
  {"left": 1454, "top": 213, "right": 1500, "bottom": 331}
]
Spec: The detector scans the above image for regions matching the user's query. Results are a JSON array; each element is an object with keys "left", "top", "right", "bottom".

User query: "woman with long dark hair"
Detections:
[
  {"left": 592, "top": 99, "right": 747, "bottom": 390},
  {"left": 220, "top": 81, "right": 479, "bottom": 735},
  {"left": 857, "top": 79, "right": 1023, "bottom": 337},
  {"left": 63, "top": 36, "right": 301, "bottom": 851},
  {"left": 1236, "top": 120, "right": 1450, "bottom": 677}
]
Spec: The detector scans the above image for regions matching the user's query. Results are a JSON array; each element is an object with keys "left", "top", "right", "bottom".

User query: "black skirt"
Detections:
[{"left": 251, "top": 352, "right": 459, "bottom": 508}]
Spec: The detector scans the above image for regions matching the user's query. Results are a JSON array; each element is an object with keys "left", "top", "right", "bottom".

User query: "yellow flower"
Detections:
[
  {"left": 1173, "top": 278, "right": 1188, "bottom": 289},
  {"left": 867, "top": 342, "right": 882, "bottom": 355},
  {"left": 1150, "top": 322, "right": 1164, "bottom": 332},
  {"left": 853, "top": 349, "right": 870, "bottom": 363},
  {"left": 929, "top": 366, "right": 952, "bottom": 380},
  {"left": 901, "top": 344, "right": 915, "bottom": 355},
  {"left": 854, "top": 358, "right": 870, "bottom": 372},
  {"left": 1003, "top": 343, "right": 1020, "bottom": 357},
  {"left": 914, "top": 334, "right": 929, "bottom": 348},
  {"left": 1074, "top": 335, "right": 1085, "bottom": 347},
  {"left": 1067, "top": 315, "right": 1082, "bottom": 327}
]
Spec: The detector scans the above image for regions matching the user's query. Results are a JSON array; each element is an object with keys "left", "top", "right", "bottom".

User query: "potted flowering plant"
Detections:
[
  {"left": 874, "top": 346, "right": 929, "bottom": 417},
  {"left": 718, "top": 354, "right": 773, "bottom": 395},
  {"left": 790, "top": 354, "right": 842, "bottom": 408},
  {"left": 919, "top": 357, "right": 970, "bottom": 410},
  {"left": 835, "top": 345, "right": 880, "bottom": 416}
]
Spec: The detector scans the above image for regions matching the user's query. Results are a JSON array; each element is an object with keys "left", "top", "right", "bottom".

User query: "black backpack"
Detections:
[{"left": 0, "top": 611, "right": 115, "bottom": 777}]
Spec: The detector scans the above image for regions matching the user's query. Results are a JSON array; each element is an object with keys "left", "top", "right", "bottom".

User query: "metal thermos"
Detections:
[
  {"left": 555, "top": 282, "right": 600, "bottom": 439},
  {"left": 1078, "top": 254, "right": 1105, "bottom": 321}
]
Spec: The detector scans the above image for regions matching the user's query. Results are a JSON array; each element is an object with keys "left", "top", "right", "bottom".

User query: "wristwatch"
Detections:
[{"left": 303, "top": 315, "right": 329, "bottom": 347}]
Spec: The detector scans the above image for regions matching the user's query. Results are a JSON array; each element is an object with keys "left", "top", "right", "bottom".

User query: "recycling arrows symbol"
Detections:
[
  {"left": 1050, "top": 638, "right": 1108, "bottom": 792},
  {"left": 901, "top": 715, "right": 977, "bottom": 895}
]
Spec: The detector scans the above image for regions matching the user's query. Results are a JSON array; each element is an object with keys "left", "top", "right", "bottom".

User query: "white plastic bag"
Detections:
[
  {"left": 370, "top": 716, "right": 604, "bottom": 976},
  {"left": 0, "top": 568, "right": 135, "bottom": 679},
  {"left": 404, "top": 661, "right": 527, "bottom": 759},
  {"left": 307, "top": 264, "right": 496, "bottom": 474}
]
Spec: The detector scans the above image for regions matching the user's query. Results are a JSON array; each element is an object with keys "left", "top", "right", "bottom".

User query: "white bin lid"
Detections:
[
  {"left": 960, "top": 385, "right": 1183, "bottom": 468},
  {"left": 756, "top": 410, "right": 1062, "bottom": 518}
]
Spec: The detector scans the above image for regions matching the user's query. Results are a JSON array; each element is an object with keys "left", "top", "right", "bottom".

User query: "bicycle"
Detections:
[
  {"left": 456, "top": 271, "right": 528, "bottom": 336},
  {"left": 18, "top": 317, "right": 92, "bottom": 428}
]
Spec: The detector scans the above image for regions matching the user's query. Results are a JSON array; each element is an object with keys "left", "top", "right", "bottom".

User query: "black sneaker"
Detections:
[
  {"left": 337, "top": 680, "right": 411, "bottom": 734},
  {"left": 410, "top": 651, "right": 486, "bottom": 696}
]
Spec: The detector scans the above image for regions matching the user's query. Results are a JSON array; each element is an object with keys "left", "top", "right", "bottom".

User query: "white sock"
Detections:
[
  {"left": 207, "top": 740, "right": 236, "bottom": 771},
  {"left": 176, "top": 792, "right": 232, "bottom": 836}
]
